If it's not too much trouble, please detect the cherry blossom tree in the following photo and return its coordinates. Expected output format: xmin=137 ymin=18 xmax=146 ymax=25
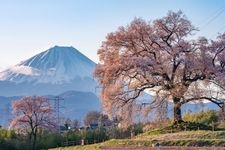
xmin=10 ymin=96 xmax=56 ymax=150
xmin=94 ymin=11 xmax=225 ymax=126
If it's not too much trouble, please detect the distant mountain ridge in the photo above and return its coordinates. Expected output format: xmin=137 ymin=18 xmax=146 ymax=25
xmin=0 ymin=90 xmax=101 ymax=127
xmin=0 ymin=46 xmax=97 ymax=96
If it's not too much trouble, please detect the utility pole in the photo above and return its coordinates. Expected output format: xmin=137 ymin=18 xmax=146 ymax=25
xmin=48 ymin=96 xmax=64 ymax=132
xmin=55 ymin=96 xmax=64 ymax=132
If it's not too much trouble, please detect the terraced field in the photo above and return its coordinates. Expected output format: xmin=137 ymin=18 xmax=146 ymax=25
xmin=50 ymin=130 xmax=225 ymax=150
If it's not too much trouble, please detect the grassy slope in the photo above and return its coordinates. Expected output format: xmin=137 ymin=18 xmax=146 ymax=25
xmin=50 ymin=130 xmax=225 ymax=150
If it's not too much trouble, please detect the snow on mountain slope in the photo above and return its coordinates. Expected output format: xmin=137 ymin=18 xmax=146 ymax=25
xmin=0 ymin=46 xmax=96 ymax=84
xmin=0 ymin=46 xmax=98 ymax=96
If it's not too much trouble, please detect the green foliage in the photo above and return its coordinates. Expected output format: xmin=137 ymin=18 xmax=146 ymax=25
xmin=0 ymin=129 xmax=65 ymax=150
xmin=143 ymin=122 xmax=212 ymax=137
xmin=36 ymin=132 xmax=63 ymax=149
xmin=0 ymin=128 xmax=16 ymax=139
xmin=80 ymin=128 xmax=108 ymax=144
xmin=143 ymin=120 xmax=172 ymax=132
xmin=106 ymin=127 xmax=130 ymax=139
xmin=0 ymin=123 xmax=143 ymax=149
xmin=183 ymin=110 xmax=219 ymax=125
xmin=169 ymin=121 xmax=212 ymax=131
xmin=0 ymin=128 xmax=30 ymax=150
xmin=106 ymin=123 xmax=143 ymax=139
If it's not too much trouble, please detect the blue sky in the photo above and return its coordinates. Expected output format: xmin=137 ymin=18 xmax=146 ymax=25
xmin=0 ymin=0 xmax=225 ymax=70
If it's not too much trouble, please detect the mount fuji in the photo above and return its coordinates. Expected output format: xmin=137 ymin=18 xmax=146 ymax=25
xmin=0 ymin=46 xmax=98 ymax=96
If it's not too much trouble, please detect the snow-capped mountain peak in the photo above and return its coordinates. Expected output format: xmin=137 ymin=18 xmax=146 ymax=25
xmin=0 ymin=46 xmax=96 ymax=84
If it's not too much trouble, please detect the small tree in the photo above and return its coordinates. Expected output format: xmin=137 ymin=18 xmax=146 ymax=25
xmin=10 ymin=96 xmax=56 ymax=150
xmin=94 ymin=11 xmax=225 ymax=126
xmin=84 ymin=111 xmax=111 ymax=127
xmin=84 ymin=111 xmax=101 ymax=127
xmin=64 ymin=118 xmax=80 ymax=130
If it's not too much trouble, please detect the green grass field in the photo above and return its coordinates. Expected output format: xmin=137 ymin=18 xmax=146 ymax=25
xmin=50 ymin=130 xmax=225 ymax=150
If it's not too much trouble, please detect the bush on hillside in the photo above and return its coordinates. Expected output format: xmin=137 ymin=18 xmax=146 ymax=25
xmin=183 ymin=110 xmax=219 ymax=128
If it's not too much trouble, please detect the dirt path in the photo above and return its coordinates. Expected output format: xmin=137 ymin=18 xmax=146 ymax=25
xmin=101 ymin=146 xmax=224 ymax=150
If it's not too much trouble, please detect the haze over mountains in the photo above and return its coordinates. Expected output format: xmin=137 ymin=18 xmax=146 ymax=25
xmin=0 ymin=46 xmax=101 ymax=126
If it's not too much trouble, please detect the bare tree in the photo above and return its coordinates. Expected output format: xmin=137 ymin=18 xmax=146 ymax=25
xmin=10 ymin=96 xmax=56 ymax=150
xmin=94 ymin=11 xmax=225 ymax=126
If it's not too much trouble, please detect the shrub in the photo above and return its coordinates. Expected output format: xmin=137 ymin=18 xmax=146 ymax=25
xmin=183 ymin=110 xmax=219 ymax=126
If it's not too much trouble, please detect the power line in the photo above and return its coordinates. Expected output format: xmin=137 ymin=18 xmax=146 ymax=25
xmin=201 ymin=9 xmax=225 ymax=30
xmin=197 ymin=5 xmax=225 ymax=30
xmin=209 ymin=26 xmax=225 ymax=39
xmin=192 ymin=5 xmax=225 ymax=39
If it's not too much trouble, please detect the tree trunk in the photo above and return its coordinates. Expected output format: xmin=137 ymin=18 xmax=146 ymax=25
xmin=173 ymin=97 xmax=183 ymax=124
xmin=32 ymin=129 xmax=37 ymax=150
xmin=28 ymin=133 xmax=32 ymax=150
xmin=32 ymin=134 xmax=36 ymax=150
